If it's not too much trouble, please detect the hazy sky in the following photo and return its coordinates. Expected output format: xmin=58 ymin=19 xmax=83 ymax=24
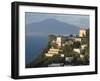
xmin=25 ymin=12 xmax=89 ymax=28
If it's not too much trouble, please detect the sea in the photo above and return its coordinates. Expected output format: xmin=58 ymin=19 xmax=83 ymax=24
xmin=25 ymin=36 xmax=48 ymax=64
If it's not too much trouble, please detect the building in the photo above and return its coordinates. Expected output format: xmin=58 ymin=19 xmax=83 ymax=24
xmin=65 ymin=57 xmax=73 ymax=62
xmin=74 ymin=37 xmax=81 ymax=42
xmin=81 ymin=44 xmax=87 ymax=49
xmin=45 ymin=36 xmax=63 ymax=57
xmin=56 ymin=37 xmax=62 ymax=47
xmin=45 ymin=47 xmax=62 ymax=57
xmin=73 ymin=48 xmax=81 ymax=53
xmin=79 ymin=28 xmax=87 ymax=37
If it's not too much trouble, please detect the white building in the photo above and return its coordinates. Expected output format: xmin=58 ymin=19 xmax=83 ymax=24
xmin=73 ymin=48 xmax=81 ymax=53
xmin=74 ymin=38 xmax=81 ymax=42
xmin=45 ymin=53 xmax=53 ymax=57
xmin=56 ymin=37 xmax=62 ymax=47
xmin=45 ymin=47 xmax=61 ymax=57
xmin=65 ymin=57 xmax=73 ymax=62
xmin=80 ymin=54 xmax=84 ymax=59
xmin=81 ymin=44 xmax=87 ymax=49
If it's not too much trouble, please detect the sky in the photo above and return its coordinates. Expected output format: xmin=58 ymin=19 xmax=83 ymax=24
xmin=25 ymin=12 xmax=90 ymax=28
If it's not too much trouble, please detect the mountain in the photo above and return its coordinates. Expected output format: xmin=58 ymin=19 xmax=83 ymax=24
xmin=26 ymin=19 xmax=80 ymax=36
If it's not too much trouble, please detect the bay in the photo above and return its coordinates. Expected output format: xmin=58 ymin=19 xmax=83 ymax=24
xmin=25 ymin=36 xmax=48 ymax=64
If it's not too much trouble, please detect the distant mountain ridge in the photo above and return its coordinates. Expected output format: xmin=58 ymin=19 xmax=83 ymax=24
xmin=26 ymin=19 xmax=80 ymax=36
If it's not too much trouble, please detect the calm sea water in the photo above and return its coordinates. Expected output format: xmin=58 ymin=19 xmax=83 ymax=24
xmin=25 ymin=36 xmax=48 ymax=64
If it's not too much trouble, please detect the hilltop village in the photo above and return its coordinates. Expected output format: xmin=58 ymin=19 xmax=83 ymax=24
xmin=26 ymin=28 xmax=89 ymax=68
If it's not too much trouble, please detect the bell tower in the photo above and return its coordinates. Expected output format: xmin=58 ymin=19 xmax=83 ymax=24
xmin=79 ymin=28 xmax=86 ymax=37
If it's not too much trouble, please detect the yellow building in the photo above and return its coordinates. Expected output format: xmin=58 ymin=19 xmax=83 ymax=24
xmin=79 ymin=28 xmax=86 ymax=37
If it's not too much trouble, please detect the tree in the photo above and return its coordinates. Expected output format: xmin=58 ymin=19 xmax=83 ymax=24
xmin=62 ymin=45 xmax=73 ymax=57
xmin=69 ymin=34 xmax=73 ymax=37
xmin=72 ymin=41 xmax=81 ymax=48
xmin=48 ymin=35 xmax=56 ymax=42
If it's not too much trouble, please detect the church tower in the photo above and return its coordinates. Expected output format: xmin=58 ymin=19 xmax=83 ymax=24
xmin=79 ymin=28 xmax=86 ymax=37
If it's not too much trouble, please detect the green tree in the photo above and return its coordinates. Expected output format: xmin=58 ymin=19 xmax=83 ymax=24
xmin=62 ymin=45 xmax=73 ymax=57
xmin=48 ymin=35 xmax=56 ymax=42
xmin=72 ymin=41 xmax=81 ymax=48
xmin=70 ymin=34 xmax=73 ymax=37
